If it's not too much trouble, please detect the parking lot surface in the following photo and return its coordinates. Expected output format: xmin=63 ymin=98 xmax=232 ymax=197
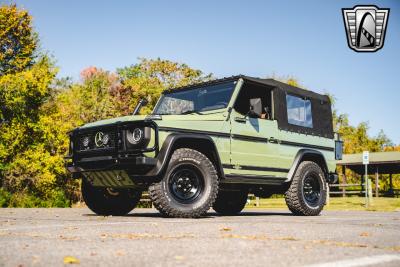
xmin=0 ymin=208 xmax=399 ymax=267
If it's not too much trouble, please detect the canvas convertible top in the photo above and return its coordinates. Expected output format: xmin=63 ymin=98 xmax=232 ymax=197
xmin=164 ymin=75 xmax=334 ymax=139
xmin=242 ymin=76 xmax=330 ymax=102
xmin=165 ymin=75 xmax=330 ymax=102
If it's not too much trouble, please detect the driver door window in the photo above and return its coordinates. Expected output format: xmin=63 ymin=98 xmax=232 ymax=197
xmin=233 ymin=85 xmax=272 ymax=120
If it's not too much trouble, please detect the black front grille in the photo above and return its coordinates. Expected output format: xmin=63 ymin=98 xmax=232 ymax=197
xmin=71 ymin=121 xmax=159 ymax=159
xmin=77 ymin=130 xmax=116 ymax=151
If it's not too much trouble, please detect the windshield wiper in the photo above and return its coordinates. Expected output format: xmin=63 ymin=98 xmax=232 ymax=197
xmin=180 ymin=110 xmax=203 ymax=115
xmin=152 ymin=110 xmax=204 ymax=115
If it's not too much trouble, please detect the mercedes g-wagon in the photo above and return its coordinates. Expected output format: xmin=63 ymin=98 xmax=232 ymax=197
xmin=66 ymin=75 xmax=342 ymax=218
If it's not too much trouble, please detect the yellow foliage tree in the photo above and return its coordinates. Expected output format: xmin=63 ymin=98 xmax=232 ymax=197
xmin=0 ymin=4 xmax=38 ymax=75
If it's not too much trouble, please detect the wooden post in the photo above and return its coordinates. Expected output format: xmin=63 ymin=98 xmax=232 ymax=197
xmin=361 ymin=173 xmax=364 ymax=196
xmin=390 ymin=173 xmax=393 ymax=190
xmin=342 ymin=165 xmax=347 ymax=197
xmin=389 ymin=173 xmax=394 ymax=196
xmin=375 ymin=167 xmax=379 ymax=197
xmin=368 ymin=178 xmax=373 ymax=204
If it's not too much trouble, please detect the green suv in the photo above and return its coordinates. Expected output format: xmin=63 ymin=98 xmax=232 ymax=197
xmin=66 ymin=75 xmax=342 ymax=218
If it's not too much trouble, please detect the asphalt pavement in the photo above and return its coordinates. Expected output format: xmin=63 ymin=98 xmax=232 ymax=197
xmin=0 ymin=208 xmax=399 ymax=267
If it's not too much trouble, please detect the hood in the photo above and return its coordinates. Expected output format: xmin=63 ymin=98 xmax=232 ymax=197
xmin=79 ymin=109 xmax=228 ymax=129
xmin=80 ymin=115 xmax=147 ymax=129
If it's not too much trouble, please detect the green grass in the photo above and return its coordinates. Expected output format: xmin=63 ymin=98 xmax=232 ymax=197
xmin=245 ymin=196 xmax=400 ymax=212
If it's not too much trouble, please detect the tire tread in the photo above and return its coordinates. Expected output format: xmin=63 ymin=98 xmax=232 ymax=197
xmin=149 ymin=148 xmax=219 ymax=218
xmin=285 ymin=161 xmax=326 ymax=216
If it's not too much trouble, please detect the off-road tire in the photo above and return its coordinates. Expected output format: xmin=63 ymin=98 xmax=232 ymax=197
xmin=285 ymin=161 xmax=327 ymax=216
xmin=213 ymin=190 xmax=248 ymax=215
xmin=149 ymin=148 xmax=219 ymax=218
xmin=81 ymin=179 xmax=142 ymax=216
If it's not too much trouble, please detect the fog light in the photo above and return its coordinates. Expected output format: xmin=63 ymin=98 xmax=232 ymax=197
xmin=103 ymin=133 xmax=110 ymax=145
xmin=82 ymin=136 xmax=90 ymax=147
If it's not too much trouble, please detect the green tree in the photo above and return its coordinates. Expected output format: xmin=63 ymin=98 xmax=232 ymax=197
xmin=0 ymin=57 xmax=59 ymax=200
xmin=0 ymin=4 xmax=69 ymax=207
xmin=0 ymin=4 xmax=38 ymax=75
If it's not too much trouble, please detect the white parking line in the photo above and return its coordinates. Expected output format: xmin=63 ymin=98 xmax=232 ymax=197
xmin=302 ymin=254 xmax=400 ymax=267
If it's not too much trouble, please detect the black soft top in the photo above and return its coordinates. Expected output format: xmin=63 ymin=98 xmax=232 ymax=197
xmin=164 ymin=75 xmax=330 ymax=103
xmin=242 ymin=76 xmax=330 ymax=103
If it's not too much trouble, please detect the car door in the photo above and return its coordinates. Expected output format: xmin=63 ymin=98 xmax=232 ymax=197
xmin=228 ymin=109 xmax=288 ymax=178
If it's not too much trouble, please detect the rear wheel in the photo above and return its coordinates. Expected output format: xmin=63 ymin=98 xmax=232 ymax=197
xmin=149 ymin=148 xmax=219 ymax=218
xmin=213 ymin=190 xmax=248 ymax=215
xmin=81 ymin=179 xmax=142 ymax=216
xmin=285 ymin=161 xmax=327 ymax=216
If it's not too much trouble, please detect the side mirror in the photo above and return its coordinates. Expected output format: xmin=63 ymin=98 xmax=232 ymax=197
xmin=248 ymin=98 xmax=262 ymax=118
xmin=132 ymin=98 xmax=148 ymax=115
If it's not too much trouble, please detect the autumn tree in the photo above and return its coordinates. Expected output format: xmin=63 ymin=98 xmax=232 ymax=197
xmin=0 ymin=4 xmax=68 ymax=207
xmin=0 ymin=4 xmax=38 ymax=75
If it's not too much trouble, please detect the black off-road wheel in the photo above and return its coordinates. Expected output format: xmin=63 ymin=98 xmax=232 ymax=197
xmin=149 ymin=148 xmax=219 ymax=218
xmin=285 ymin=161 xmax=327 ymax=216
xmin=81 ymin=179 xmax=142 ymax=216
xmin=213 ymin=190 xmax=248 ymax=215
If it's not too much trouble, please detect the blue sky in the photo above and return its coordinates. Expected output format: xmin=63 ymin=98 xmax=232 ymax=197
xmin=7 ymin=0 xmax=400 ymax=144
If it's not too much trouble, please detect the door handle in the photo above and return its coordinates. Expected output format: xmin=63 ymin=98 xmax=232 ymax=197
xmin=269 ymin=137 xmax=279 ymax=143
xmin=234 ymin=117 xmax=247 ymax=123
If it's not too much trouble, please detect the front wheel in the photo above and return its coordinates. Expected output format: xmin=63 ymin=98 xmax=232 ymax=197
xmin=81 ymin=179 xmax=142 ymax=216
xmin=149 ymin=148 xmax=219 ymax=218
xmin=285 ymin=161 xmax=327 ymax=216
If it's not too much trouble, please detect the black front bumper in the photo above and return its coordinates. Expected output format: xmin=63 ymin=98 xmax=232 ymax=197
xmin=66 ymin=155 xmax=159 ymax=187
xmin=66 ymin=155 xmax=160 ymax=187
xmin=66 ymin=155 xmax=157 ymax=174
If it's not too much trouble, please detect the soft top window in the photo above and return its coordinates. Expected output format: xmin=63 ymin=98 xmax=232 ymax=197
xmin=286 ymin=94 xmax=313 ymax=128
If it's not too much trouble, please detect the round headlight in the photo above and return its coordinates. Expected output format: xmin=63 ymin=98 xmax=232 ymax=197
xmin=82 ymin=136 xmax=90 ymax=147
xmin=127 ymin=128 xmax=143 ymax=144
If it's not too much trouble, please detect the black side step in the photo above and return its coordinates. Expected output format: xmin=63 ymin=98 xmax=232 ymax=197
xmin=223 ymin=174 xmax=287 ymax=185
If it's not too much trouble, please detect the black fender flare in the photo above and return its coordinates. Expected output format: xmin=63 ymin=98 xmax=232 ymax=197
xmin=286 ymin=149 xmax=329 ymax=182
xmin=147 ymin=132 xmax=225 ymax=179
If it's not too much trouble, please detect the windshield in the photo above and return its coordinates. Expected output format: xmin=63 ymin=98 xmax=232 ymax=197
xmin=153 ymin=81 xmax=237 ymax=115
